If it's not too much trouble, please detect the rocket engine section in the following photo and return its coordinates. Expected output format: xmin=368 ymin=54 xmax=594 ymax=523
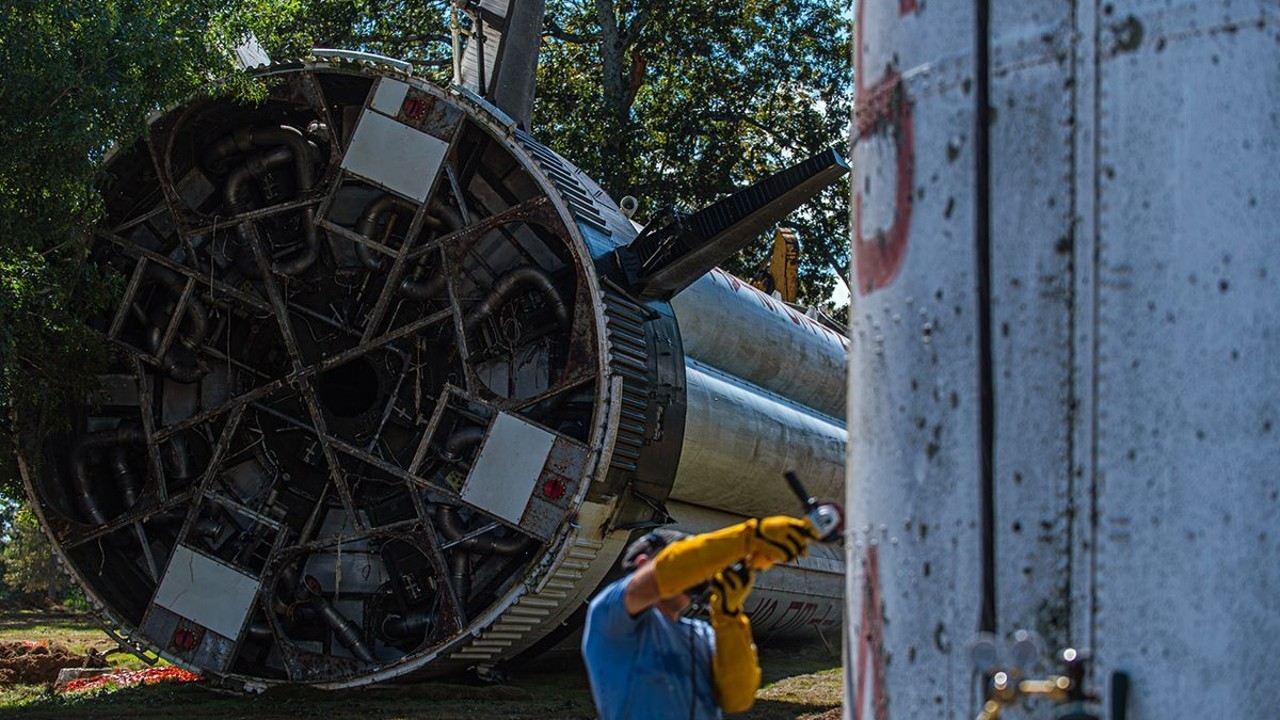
xmin=17 ymin=56 xmax=848 ymax=689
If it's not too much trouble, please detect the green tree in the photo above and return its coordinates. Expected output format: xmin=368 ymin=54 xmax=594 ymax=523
xmin=0 ymin=503 xmax=70 ymax=603
xmin=0 ymin=0 xmax=286 ymax=498
xmin=0 ymin=0 xmax=848 ymax=600
xmin=537 ymin=0 xmax=851 ymax=303
xmin=0 ymin=0 xmax=849 ymax=469
xmin=263 ymin=0 xmax=454 ymax=70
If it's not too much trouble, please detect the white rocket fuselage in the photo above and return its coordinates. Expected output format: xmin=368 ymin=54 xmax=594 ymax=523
xmin=848 ymin=0 xmax=1279 ymax=717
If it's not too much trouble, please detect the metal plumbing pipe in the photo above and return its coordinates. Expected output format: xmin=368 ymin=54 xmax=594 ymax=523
xmin=521 ymin=387 xmax=593 ymax=423
xmin=246 ymin=623 xmax=274 ymax=643
xmin=222 ymin=130 xmax=322 ymax=278
xmin=398 ymin=201 xmax=460 ymax=301
xmin=161 ymin=434 xmax=195 ymax=482
xmin=143 ymin=266 xmax=210 ymax=384
xmin=276 ymin=566 xmax=377 ymax=664
xmin=354 ymin=194 xmax=420 ymax=271
xmin=311 ymin=592 xmax=377 ymax=664
xmin=146 ymin=266 xmax=210 ymax=343
xmin=464 ymin=265 xmax=570 ymax=332
xmin=205 ymin=126 xmax=319 ymax=193
xmin=381 ymin=609 xmax=433 ymax=640
xmin=440 ymin=426 xmax=484 ymax=462
xmin=145 ymin=326 xmax=206 ymax=384
xmin=437 ymin=508 xmax=537 ymax=601
xmin=272 ymin=563 xmax=303 ymax=615
xmin=107 ymin=447 xmax=140 ymax=508
xmin=226 ymin=147 xmax=295 ymax=279
xmin=353 ymin=195 xmax=462 ymax=300
xmin=449 ymin=550 xmax=472 ymax=601
xmin=70 ymin=425 xmax=146 ymax=525
xmin=154 ymin=508 xmax=223 ymax=538
xmin=433 ymin=504 xmax=529 ymax=555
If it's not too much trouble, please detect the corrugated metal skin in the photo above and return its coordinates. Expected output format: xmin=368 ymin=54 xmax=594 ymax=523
xmin=848 ymin=1 xmax=1280 ymax=718
xmin=600 ymin=287 xmax=653 ymax=473
xmin=672 ymin=268 xmax=850 ymax=419
xmin=673 ymin=360 xmax=846 ymax=519
xmin=516 ymin=131 xmax=614 ymax=237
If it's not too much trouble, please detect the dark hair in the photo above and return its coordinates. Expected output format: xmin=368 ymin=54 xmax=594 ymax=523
xmin=621 ymin=528 xmax=689 ymax=571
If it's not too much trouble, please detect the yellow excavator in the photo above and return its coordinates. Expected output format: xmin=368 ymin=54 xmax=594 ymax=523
xmin=751 ymin=226 xmax=801 ymax=302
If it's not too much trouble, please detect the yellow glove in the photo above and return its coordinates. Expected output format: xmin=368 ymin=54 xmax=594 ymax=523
xmin=651 ymin=516 xmax=816 ymax=598
xmin=748 ymin=516 xmax=817 ymax=571
xmin=710 ymin=564 xmax=755 ymax=615
xmin=710 ymin=597 xmax=761 ymax=712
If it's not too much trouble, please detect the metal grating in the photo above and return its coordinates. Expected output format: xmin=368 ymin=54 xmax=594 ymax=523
xmin=516 ymin=131 xmax=611 ymax=236
xmin=599 ymin=286 xmax=652 ymax=472
xmin=441 ymin=532 xmax=606 ymax=665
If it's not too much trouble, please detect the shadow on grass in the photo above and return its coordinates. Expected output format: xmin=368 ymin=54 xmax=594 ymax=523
xmin=743 ymin=697 xmax=841 ymax=720
xmin=758 ymin=638 xmax=842 ymax=683
xmin=2 ymin=671 xmax=599 ymax=720
xmin=0 ymin=611 xmax=93 ymax=632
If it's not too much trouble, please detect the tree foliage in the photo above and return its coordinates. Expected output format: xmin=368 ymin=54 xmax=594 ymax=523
xmin=0 ymin=0 xmax=848 ymax=510
xmin=536 ymin=0 xmax=851 ymax=303
xmin=0 ymin=0 xmax=285 ymax=497
xmin=263 ymin=0 xmax=454 ymax=69
xmin=0 ymin=503 xmax=72 ymax=602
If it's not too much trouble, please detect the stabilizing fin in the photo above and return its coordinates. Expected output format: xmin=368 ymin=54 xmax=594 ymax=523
xmin=618 ymin=146 xmax=849 ymax=301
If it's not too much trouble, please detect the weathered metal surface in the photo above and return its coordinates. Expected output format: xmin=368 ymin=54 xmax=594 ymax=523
xmin=341 ymin=108 xmax=451 ymax=202
xmin=460 ymin=412 xmax=555 ymax=525
xmin=848 ymin=0 xmax=1280 ymax=718
xmin=986 ymin=0 xmax=1077 ymax=665
xmin=1090 ymin=2 xmax=1280 ymax=714
xmin=672 ymin=267 xmax=849 ymax=419
xmin=151 ymin=545 xmax=262 ymax=640
xmin=848 ymin=1 xmax=983 ymax=718
xmin=19 ymin=61 xmax=633 ymax=689
xmin=674 ymin=359 xmax=846 ymax=519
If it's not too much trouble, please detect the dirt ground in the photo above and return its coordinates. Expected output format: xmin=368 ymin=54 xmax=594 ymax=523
xmin=0 ymin=610 xmax=843 ymax=719
xmin=0 ymin=640 xmax=106 ymax=685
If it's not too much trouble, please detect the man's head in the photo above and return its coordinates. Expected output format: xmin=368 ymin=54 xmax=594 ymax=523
xmin=622 ymin=528 xmax=710 ymax=618
xmin=622 ymin=528 xmax=689 ymax=572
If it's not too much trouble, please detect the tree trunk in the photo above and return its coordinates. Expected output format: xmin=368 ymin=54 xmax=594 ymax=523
xmin=594 ymin=0 xmax=630 ymax=197
xmin=47 ymin=545 xmax=57 ymax=605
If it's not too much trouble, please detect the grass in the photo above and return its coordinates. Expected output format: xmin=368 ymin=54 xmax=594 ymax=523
xmin=0 ymin=609 xmax=162 ymax=716
xmin=755 ymin=665 xmax=843 ymax=720
xmin=0 ymin=611 xmax=843 ymax=719
xmin=0 ymin=609 xmax=108 ymax=643
xmin=0 ymin=609 xmax=153 ymax=671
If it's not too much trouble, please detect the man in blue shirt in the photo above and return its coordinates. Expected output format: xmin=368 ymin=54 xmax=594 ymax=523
xmin=582 ymin=517 xmax=816 ymax=719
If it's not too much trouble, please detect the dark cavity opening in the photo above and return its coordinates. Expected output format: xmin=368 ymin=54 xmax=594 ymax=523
xmin=317 ymin=357 xmax=380 ymax=418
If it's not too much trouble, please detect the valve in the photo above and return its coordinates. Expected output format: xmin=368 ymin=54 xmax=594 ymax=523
xmin=970 ymin=630 xmax=1100 ymax=720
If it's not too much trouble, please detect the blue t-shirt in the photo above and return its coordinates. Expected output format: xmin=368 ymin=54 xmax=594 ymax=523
xmin=582 ymin=575 xmax=719 ymax=720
